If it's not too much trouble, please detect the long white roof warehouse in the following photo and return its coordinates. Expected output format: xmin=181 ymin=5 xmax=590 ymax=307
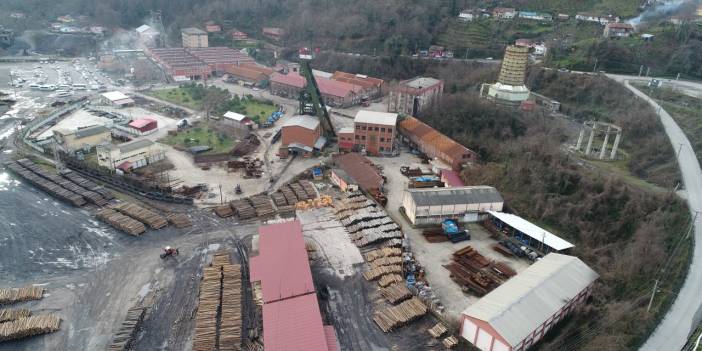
xmin=402 ymin=186 xmax=504 ymax=225
xmin=487 ymin=211 xmax=574 ymax=253
xmin=460 ymin=254 xmax=599 ymax=351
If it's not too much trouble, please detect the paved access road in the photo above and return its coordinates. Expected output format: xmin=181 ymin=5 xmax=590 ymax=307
xmin=609 ymin=75 xmax=702 ymax=351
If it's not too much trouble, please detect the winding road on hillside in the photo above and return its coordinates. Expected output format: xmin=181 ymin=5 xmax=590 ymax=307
xmin=609 ymin=74 xmax=702 ymax=351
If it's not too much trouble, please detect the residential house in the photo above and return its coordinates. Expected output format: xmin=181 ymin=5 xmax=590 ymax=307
xmin=225 ymin=64 xmax=274 ymax=87
xmin=518 ymin=11 xmax=553 ymax=21
xmin=204 ymin=22 xmax=221 ymax=33
xmin=492 ymin=8 xmax=517 ymax=19
xmin=330 ymin=71 xmax=385 ymax=99
xmin=181 ymin=27 xmax=208 ymax=48
xmin=459 ymin=10 xmax=476 ymax=21
xmin=576 ymin=13 xmax=620 ymax=25
xmin=604 ymin=22 xmax=635 ymax=38
xmin=262 ymin=27 xmax=284 ymax=41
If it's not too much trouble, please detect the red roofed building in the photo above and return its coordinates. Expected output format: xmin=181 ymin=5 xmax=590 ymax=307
xmin=441 ymin=169 xmax=465 ymax=187
xmin=270 ymin=72 xmax=307 ymax=98
xmin=604 ymin=22 xmax=635 ymax=38
xmin=270 ymin=72 xmax=363 ymax=107
xmin=332 ymin=152 xmax=384 ymax=192
xmin=262 ymin=27 xmax=285 ymax=41
xmin=330 ymin=71 xmax=385 ymax=98
xmin=399 ymin=116 xmax=478 ymax=170
xmin=128 ymin=118 xmax=158 ymax=135
xmin=250 ymin=221 xmax=339 ymax=351
xmin=231 ymin=30 xmax=248 ymax=40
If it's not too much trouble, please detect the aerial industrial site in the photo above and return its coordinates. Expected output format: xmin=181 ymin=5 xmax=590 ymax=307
xmin=1 ymin=1 xmax=702 ymax=351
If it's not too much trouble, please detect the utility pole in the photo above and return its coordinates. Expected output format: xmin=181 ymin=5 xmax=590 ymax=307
xmin=219 ymin=184 xmax=223 ymax=204
xmin=676 ymin=142 xmax=683 ymax=159
xmin=592 ymin=58 xmax=598 ymax=72
xmin=639 ymin=65 xmax=644 ymax=76
xmin=646 ymin=66 xmax=650 ymax=77
xmin=676 ymin=73 xmax=680 ymax=81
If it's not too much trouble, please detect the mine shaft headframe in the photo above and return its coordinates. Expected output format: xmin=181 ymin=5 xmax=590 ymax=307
xmin=298 ymin=47 xmax=336 ymax=139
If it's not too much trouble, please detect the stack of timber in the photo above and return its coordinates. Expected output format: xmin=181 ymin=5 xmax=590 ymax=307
xmin=443 ymin=246 xmax=504 ymax=296
xmin=365 ymin=247 xmax=402 ymax=262
xmin=212 ymin=251 xmax=230 ymax=267
xmin=166 ymin=213 xmax=192 ymax=228
xmin=492 ymin=262 xmax=517 ymax=278
xmin=299 ymin=180 xmax=318 ymax=198
xmin=378 ymin=274 xmax=403 ymax=288
xmin=0 ymin=309 xmax=31 ymax=323
xmin=107 ymin=307 xmax=146 ymax=351
xmin=0 ymin=314 xmax=61 ymax=342
xmin=249 ymin=195 xmax=275 ymax=219
xmin=380 ymin=283 xmax=412 ymax=304
xmin=277 ymin=205 xmax=295 ymax=217
xmin=428 ymin=323 xmax=448 ymax=338
xmin=56 ymin=178 xmax=107 ymax=206
xmin=423 ymin=229 xmax=450 ymax=243
xmin=5 ymin=162 xmax=86 ymax=206
xmin=243 ymin=340 xmax=265 ymax=351
xmin=193 ymin=266 xmax=221 ymax=351
xmin=348 ymin=218 xmax=396 ymax=233
xmin=280 ymin=186 xmax=298 ymax=205
xmin=219 ymin=264 xmax=242 ymax=351
xmin=369 ymin=256 xmax=403 ymax=269
xmin=381 ymin=238 xmax=403 ymax=247
xmin=112 ymin=202 xmax=168 ymax=229
xmin=214 ymin=204 xmax=234 ymax=218
xmin=270 ymin=192 xmax=287 ymax=207
xmin=289 ymin=183 xmax=308 ymax=201
xmin=373 ymin=297 xmax=427 ymax=333
xmin=0 ymin=286 xmax=45 ymax=304
xmin=96 ymin=208 xmax=146 ymax=235
xmin=443 ymin=336 xmax=459 ymax=349
xmin=363 ymin=265 xmax=403 ymax=281
xmin=231 ymin=199 xmax=256 ymax=220
xmin=354 ymin=228 xmax=403 ymax=247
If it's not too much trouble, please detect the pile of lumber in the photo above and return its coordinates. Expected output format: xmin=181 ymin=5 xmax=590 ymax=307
xmin=428 ymin=323 xmax=448 ymax=338
xmin=214 ymin=204 xmax=234 ymax=218
xmin=492 ymin=262 xmax=517 ymax=278
xmin=422 ymin=230 xmax=449 ymax=243
xmin=5 ymin=162 xmax=86 ymax=206
xmin=348 ymin=218 xmax=395 ymax=233
xmin=443 ymin=336 xmax=459 ymax=348
xmin=193 ymin=266 xmax=221 ymax=351
xmin=354 ymin=229 xmax=403 ymax=247
xmin=289 ymin=183 xmax=309 ymax=201
xmin=363 ymin=265 xmax=402 ymax=281
xmin=231 ymin=199 xmax=256 ymax=220
xmin=0 ymin=314 xmax=61 ymax=342
xmin=107 ymin=307 xmax=146 ymax=351
xmin=0 ymin=309 xmax=31 ymax=323
xmin=0 ymin=286 xmax=45 ymax=304
xmin=382 ymin=238 xmax=403 ymax=247
xmin=378 ymin=274 xmax=403 ymax=288
xmin=493 ymin=243 xmax=515 ymax=257
xmin=365 ymin=247 xmax=402 ymax=262
xmin=380 ymin=283 xmax=412 ymax=304
xmin=444 ymin=245 xmax=507 ymax=296
xmin=277 ymin=205 xmax=295 ymax=217
xmin=219 ymin=264 xmax=242 ymax=351
xmin=270 ymin=192 xmax=287 ymax=207
xmin=250 ymin=195 xmax=275 ymax=219
xmin=369 ymin=256 xmax=403 ymax=269
xmin=112 ymin=202 xmax=168 ymax=229
xmin=166 ymin=213 xmax=192 ymax=228
xmin=96 ymin=208 xmax=146 ymax=235
xmin=280 ymin=187 xmax=298 ymax=205
xmin=299 ymin=180 xmax=318 ymax=198
xmin=373 ymin=298 xmax=427 ymax=333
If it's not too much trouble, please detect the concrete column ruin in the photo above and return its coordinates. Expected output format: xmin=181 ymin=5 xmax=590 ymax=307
xmin=610 ymin=132 xmax=621 ymax=160
xmin=576 ymin=130 xmax=585 ymax=150
xmin=599 ymin=125 xmax=611 ymax=159
xmin=585 ymin=122 xmax=597 ymax=156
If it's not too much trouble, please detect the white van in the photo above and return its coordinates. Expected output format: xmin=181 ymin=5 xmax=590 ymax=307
xmin=72 ymin=84 xmax=87 ymax=90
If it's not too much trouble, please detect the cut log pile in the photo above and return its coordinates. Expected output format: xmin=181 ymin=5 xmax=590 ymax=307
xmin=369 ymin=256 xmax=403 ymax=269
xmin=365 ymin=247 xmax=402 ymax=262
xmin=231 ymin=199 xmax=256 ymax=220
xmin=166 ymin=213 xmax=192 ymax=228
xmin=0 ymin=309 xmax=31 ymax=323
xmin=270 ymin=192 xmax=287 ymax=207
xmin=112 ymin=202 xmax=168 ymax=229
xmin=428 ymin=323 xmax=448 ymax=338
xmin=5 ymin=161 xmax=86 ymax=206
xmin=96 ymin=208 xmax=146 ymax=236
xmin=373 ymin=297 xmax=427 ymax=333
xmin=250 ymin=195 xmax=275 ymax=219
xmin=443 ymin=336 xmax=459 ymax=348
xmin=299 ymin=180 xmax=318 ymax=198
xmin=380 ymin=283 xmax=412 ymax=304
xmin=219 ymin=264 xmax=242 ymax=351
xmin=193 ymin=266 xmax=221 ymax=351
xmin=0 ymin=286 xmax=45 ymax=304
xmin=381 ymin=238 xmax=403 ymax=247
xmin=289 ymin=183 xmax=308 ymax=201
xmin=214 ymin=204 xmax=234 ymax=218
xmin=363 ymin=265 xmax=402 ymax=281
xmin=0 ymin=314 xmax=61 ymax=342
xmin=107 ymin=307 xmax=146 ymax=351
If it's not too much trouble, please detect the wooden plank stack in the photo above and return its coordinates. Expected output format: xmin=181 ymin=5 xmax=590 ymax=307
xmin=363 ymin=265 xmax=402 ymax=281
xmin=0 ymin=309 xmax=31 ymax=323
xmin=231 ymin=199 xmax=256 ymax=220
xmin=166 ymin=213 xmax=192 ymax=228
xmin=369 ymin=256 xmax=403 ymax=269
xmin=378 ymin=274 xmax=403 ymax=288
xmin=299 ymin=180 xmax=318 ymax=198
xmin=112 ymin=202 xmax=168 ymax=229
xmin=270 ymin=192 xmax=287 ymax=207
xmin=289 ymin=183 xmax=309 ymax=201
xmin=107 ymin=307 xmax=146 ymax=351
xmin=193 ymin=266 xmax=221 ymax=351
xmin=428 ymin=323 xmax=448 ymax=338
xmin=443 ymin=336 xmax=459 ymax=348
xmin=249 ymin=195 xmax=275 ymax=219
xmin=214 ymin=204 xmax=235 ymax=218
xmin=365 ymin=247 xmax=402 ymax=262
xmin=219 ymin=264 xmax=242 ymax=351
xmin=380 ymin=283 xmax=412 ymax=304
xmin=372 ymin=297 xmax=427 ymax=333
xmin=96 ymin=208 xmax=146 ymax=235
xmin=0 ymin=286 xmax=45 ymax=304
xmin=280 ymin=186 xmax=298 ymax=205
xmin=0 ymin=314 xmax=61 ymax=342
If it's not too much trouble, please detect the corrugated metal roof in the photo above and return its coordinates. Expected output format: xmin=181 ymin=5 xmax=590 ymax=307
xmin=249 ymin=220 xmax=316 ymax=303
xmin=324 ymin=325 xmax=340 ymax=351
xmin=128 ymin=118 xmax=157 ymax=129
xmin=354 ymin=110 xmax=398 ymax=126
xmin=74 ymin=125 xmax=108 ymax=138
xmin=462 ymin=254 xmax=598 ymax=347
xmin=408 ymin=186 xmax=503 ymax=207
xmin=223 ymin=111 xmax=248 ymax=122
xmin=440 ymin=169 xmax=464 ymax=187
xmin=283 ymin=115 xmax=320 ymax=131
xmin=333 ymin=153 xmax=384 ymax=192
xmin=262 ymin=294 xmax=333 ymax=351
xmin=403 ymin=77 xmax=441 ymax=89
xmin=182 ymin=27 xmax=206 ymax=35
xmin=115 ymin=139 xmax=154 ymax=153
xmin=316 ymin=77 xmax=362 ymax=98
xmin=102 ymin=91 xmax=129 ymax=102
xmin=487 ymin=211 xmax=574 ymax=251
xmin=271 ymin=72 xmax=307 ymax=89
xmin=399 ymin=117 xmax=478 ymax=162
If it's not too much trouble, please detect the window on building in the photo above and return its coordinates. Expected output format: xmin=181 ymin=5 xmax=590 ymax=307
xmin=374 ymin=127 xmax=379 ymax=131
xmin=380 ymin=147 xmax=384 ymax=152
xmin=380 ymin=137 xmax=385 ymax=142
xmin=387 ymin=128 xmax=393 ymax=133
xmin=361 ymin=135 xmax=366 ymax=140
xmin=381 ymin=128 xmax=386 ymax=132
xmin=355 ymin=135 xmax=359 ymax=140
xmin=362 ymin=126 xmax=366 ymax=130
xmin=356 ymin=125 xmax=360 ymax=130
